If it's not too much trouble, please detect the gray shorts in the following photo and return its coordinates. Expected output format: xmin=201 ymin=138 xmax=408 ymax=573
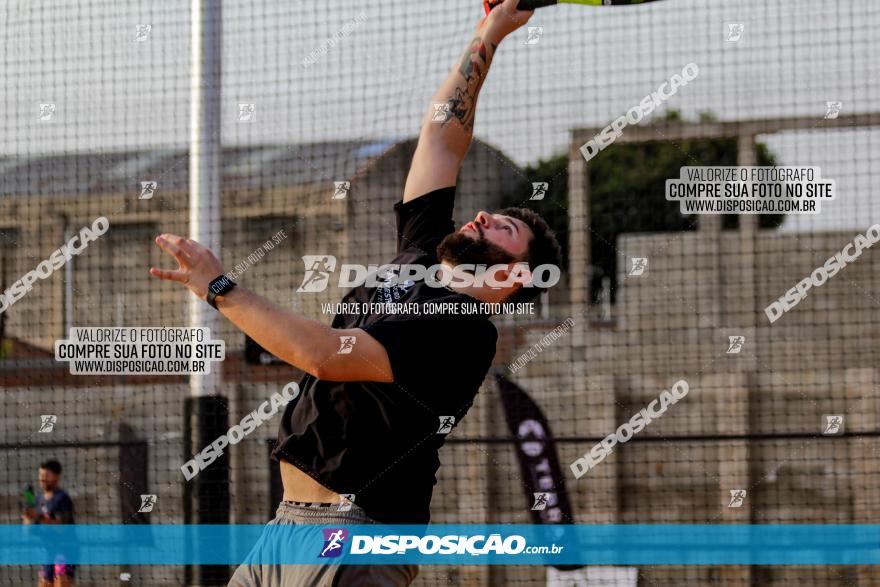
xmin=227 ymin=501 xmax=419 ymax=587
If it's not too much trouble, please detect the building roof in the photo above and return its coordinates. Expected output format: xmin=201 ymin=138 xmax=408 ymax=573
xmin=0 ymin=139 xmax=405 ymax=197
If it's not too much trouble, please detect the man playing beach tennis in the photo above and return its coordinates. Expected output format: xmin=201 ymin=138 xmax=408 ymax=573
xmin=150 ymin=1 xmax=561 ymax=584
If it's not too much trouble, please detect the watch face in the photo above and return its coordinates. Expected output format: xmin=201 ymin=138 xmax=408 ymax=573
xmin=210 ymin=276 xmax=235 ymax=295
xmin=208 ymin=276 xmax=236 ymax=308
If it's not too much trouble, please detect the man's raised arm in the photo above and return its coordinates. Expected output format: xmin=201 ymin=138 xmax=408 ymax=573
xmin=150 ymin=234 xmax=395 ymax=383
xmin=402 ymin=0 xmax=533 ymax=203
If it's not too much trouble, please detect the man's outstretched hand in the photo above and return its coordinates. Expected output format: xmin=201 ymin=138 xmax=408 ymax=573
xmin=150 ymin=234 xmax=225 ymax=301
xmin=481 ymin=0 xmax=534 ymax=41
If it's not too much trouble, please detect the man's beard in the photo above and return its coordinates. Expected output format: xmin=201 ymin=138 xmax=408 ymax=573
xmin=436 ymin=228 xmax=519 ymax=268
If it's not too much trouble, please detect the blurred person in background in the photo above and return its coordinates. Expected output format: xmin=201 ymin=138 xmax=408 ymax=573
xmin=22 ymin=460 xmax=76 ymax=587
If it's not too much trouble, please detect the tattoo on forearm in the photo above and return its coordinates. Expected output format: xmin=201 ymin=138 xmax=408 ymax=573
xmin=443 ymin=36 xmax=497 ymax=131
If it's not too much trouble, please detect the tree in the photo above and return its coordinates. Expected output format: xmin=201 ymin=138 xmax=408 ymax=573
xmin=502 ymin=111 xmax=782 ymax=303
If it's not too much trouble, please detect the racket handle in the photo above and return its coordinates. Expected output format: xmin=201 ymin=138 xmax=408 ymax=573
xmin=485 ymin=0 xmax=558 ymax=12
xmin=518 ymin=0 xmax=558 ymax=8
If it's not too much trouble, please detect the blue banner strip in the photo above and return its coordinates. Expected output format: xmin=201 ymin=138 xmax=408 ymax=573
xmin=1 ymin=524 xmax=878 ymax=565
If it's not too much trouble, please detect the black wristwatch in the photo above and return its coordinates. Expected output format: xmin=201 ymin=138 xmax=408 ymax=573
xmin=207 ymin=275 xmax=236 ymax=309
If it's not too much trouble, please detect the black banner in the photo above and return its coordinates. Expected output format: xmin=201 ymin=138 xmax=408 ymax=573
xmin=495 ymin=370 xmax=584 ymax=571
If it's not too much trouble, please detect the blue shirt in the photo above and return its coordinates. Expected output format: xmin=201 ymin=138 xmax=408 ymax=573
xmin=35 ymin=489 xmax=75 ymax=524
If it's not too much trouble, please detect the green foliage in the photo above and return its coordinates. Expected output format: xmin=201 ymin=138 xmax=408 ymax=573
xmin=504 ymin=154 xmax=572 ymax=269
xmin=503 ymin=111 xmax=783 ymax=303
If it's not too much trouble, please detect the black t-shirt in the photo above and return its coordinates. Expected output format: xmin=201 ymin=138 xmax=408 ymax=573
xmin=272 ymin=186 xmax=498 ymax=524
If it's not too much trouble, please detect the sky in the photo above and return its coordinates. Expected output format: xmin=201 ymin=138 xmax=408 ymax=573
xmin=2 ymin=0 xmax=878 ymax=232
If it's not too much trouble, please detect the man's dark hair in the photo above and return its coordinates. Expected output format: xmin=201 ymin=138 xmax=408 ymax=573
xmin=495 ymin=206 xmax=563 ymax=304
xmin=40 ymin=460 xmax=62 ymax=475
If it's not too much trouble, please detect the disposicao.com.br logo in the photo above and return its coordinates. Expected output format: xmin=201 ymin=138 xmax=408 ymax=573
xmin=319 ymin=528 xmax=348 ymax=558
xmin=323 ymin=532 xmax=563 ymax=557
